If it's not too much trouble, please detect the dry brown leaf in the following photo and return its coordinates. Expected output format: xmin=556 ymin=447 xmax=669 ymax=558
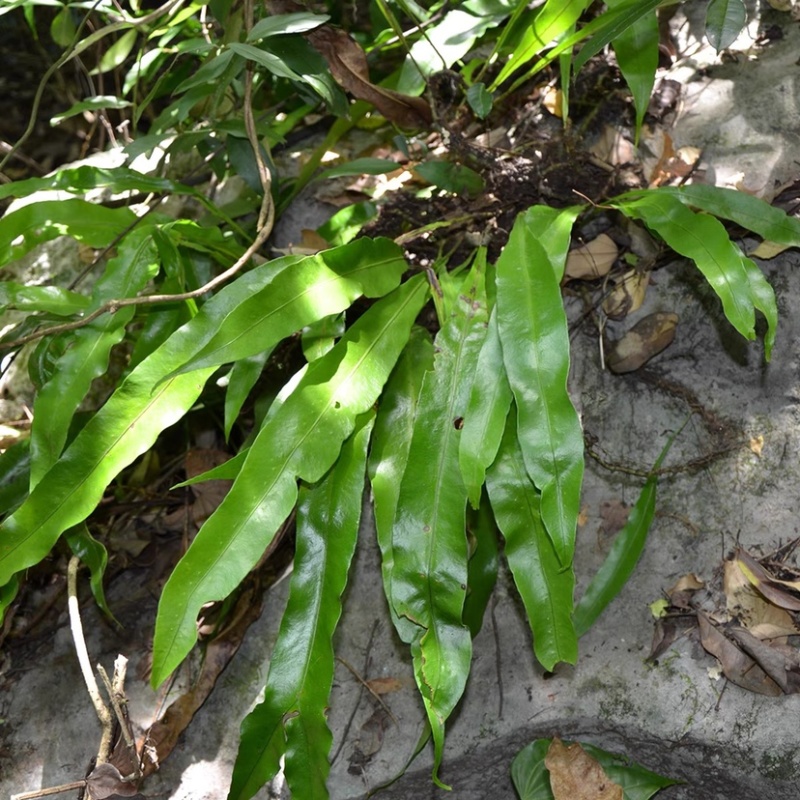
xmin=542 ymin=86 xmax=563 ymax=118
xmin=545 ymin=738 xmax=623 ymax=800
xmin=734 ymin=548 xmax=800 ymax=611
xmin=565 ymin=234 xmax=619 ymax=280
xmin=724 ymin=557 xmax=798 ymax=635
xmin=750 ymin=240 xmax=790 ymax=260
xmin=669 ymin=573 xmax=705 ymax=593
xmin=589 ymin=124 xmax=635 ymax=166
xmin=602 ymin=269 xmax=649 ymax=319
xmin=697 ymin=612 xmax=782 ymax=696
xmin=749 ymin=435 xmax=764 ymax=456
xmin=605 ymin=312 xmax=678 ymax=373
xmin=266 ymin=1 xmax=431 ymax=129
xmin=86 ymin=763 xmax=139 ymax=799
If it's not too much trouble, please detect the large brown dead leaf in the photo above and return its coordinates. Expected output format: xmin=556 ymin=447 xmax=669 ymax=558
xmin=545 ymin=738 xmax=623 ymax=800
xmin=564 ymin=234 xmax=618 ymax=281
xmin=265 ymin=0 xmax=431 ymax=129
xmin=734 ymin=547 xmax=800 ymax=611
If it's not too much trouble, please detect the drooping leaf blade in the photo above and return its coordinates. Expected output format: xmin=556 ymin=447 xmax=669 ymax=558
xmin=65 ymin=523 xmax=116 ymax=623
xmin=0 ymin=199 xmax=137 ymax=264
xmin=653 ymin=184 xmax=800 ymax=246
xmin=609 ymin=0 xmax=658 ymax=142
xmin=495 ymin=205 xmax=583 ymax=565
xmin=390 ymin=260 xmax=488 ymax=786
xmin=151 ymin=276 xmax=429 ymax=686
xmin=368 ymin=326 xmax=434 ymax=643
xmin=29 ymin=228 xmax=159 ymax=486
xmin=230 ymin=413 xmax=373 ymax=800
xmin=0 ymin=249 xmax=353 ymax=586
xmin=172 ymin=237 xmax=409 ymax=375
xmin=613 ymin=191 xmax=759 ymax=344
xmin=0 ymin=282 xmax=89 ymax=316
xmin=486 ymin=409 xmax=577 ymax=670
xmin=459 ymin=308 xmax=512 ymax=509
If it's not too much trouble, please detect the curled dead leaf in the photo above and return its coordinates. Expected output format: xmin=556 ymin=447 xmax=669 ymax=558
xmin=266 ymin=0 xmax=431 ymax=129
xmin=565 ymin=234 xmax=619 ymax=280
xmin=545 ymin=738 xmax=623 ymax=800
xmin=605 ymin=312 xmax=678 ymax=373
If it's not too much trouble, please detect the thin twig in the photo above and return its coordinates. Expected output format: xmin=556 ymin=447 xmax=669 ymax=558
xmin=10 ymin=781 xmax=87 ymax=800
xmin=336 ymin=655 xmax=399 ymax=726
xmin=68 ymin=556 xmax=114 ymax=764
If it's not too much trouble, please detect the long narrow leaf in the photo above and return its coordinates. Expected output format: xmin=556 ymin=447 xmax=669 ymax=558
xmin=230 ymin=413 xmax=374 ymax=800
xmin=0 ymin=250 xmax=353 ymax=586
xmin=609 ymin=0 xmax=658 ymax=141
xmin=368 ymin=326 xmax=434 ymax=643
xmin=495 ymin=205 xmax=583 ymax=565
xmin=486 ymin=409 xmax=577 ymax=670
xmin=0 ymin=199 xmax=137 ymax=264
xmin=172 ymin=237 xmax=408 ymax=375
xmin=390 ymin=260 xmax=488 ymax=786
xmin=573 ymin=427 xmax=680 ymax=637
xmin=459 ymin=308 xmax=512 ymax=509
xmin=463 ymin=496 xmax=499 ymax=638
xmin=492 ymin=0 xmax=589 ymax=88
xmin=152 ymin=276 xmax=429 ymax=686
xmin=653 ymin=184 xmax=800 ymax=246
xmin=613 ymin=192 xmax=759 ymax=344
xmin=30 ymin=228 xmax=159 ymax=486
xmin=0 ymin=282 xmax=89 ymax=316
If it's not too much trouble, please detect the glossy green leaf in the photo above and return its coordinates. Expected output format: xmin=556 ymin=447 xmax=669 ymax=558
xmin=610 ymin=0 xmax=658 ymax=141
xmin=301 ymin=313 xmax=344 ymax=362
xmin=705 ymin=0 xmax=746 ymax=53
xmin=573 ymin=426 xmax=682 ymax=637
xmin=486 ymin=410 xmax=577 ymax=670
xmin=93 ymin=28 xmax=138 ymax=74
xmin=613 ymin=191 xmax=759 ymax=345
xmin=0 ymin=165 xmax=207 ymax=202
xmin=0 ymin=575 xmax=20 ymax=621
xmin=0 ymin=282 xmax=89 ymax=316
xmin=572 ymin=0 xmax=664 ymax=76
xmin=230 ymin=413 xmax=373 ymax=800
xmin=152 ymin=276 xmax=428 ymax=686
xmin=228 ymin=41 xmax=302 ymax=81
xmin=414 ymin=160 xmax=484 ymax=197
xmin=0 ymin=199 xmax=137 ymax=265
xmin=172 ymin=237 xmax=408 ymax=375
xmin=65 ymin=524 xmax=115 ymax=622
xmin=653 ymin=184 xmax=800 ymax=246
xmin=466 ymin=82 xmax=493 ymax=119
xmin=459 ymin=308 xmax=512 ymax=509
xmin=51 ymin=96 xmax=132 ymax=125
xmin=175 ymin=47 xmax=237 ymax=92
xmin=495 ymin=206 xmax=583 ymax=564
xmin=0 ymin=251 xmax=317 ymax=586
xmin=247 ymin=11 xmax=329 ymax=41
xmin=223 ymin=350 xmax=273 ymax=440
xmin=741 ymin=254 xmax=777 ymax=361
xmin=318 ymin=201 xmax=378 ymax=247
xmin=390 ymin=260 xmax=488 ymax=786
xmin=463 ymin=495 xmax=499 ymax=638
xmin=29 ymin=228 xmax=159 ymax=487
xmin=369 ymin=326 xmax=434 ymax=642
xmin=492 ymin=0 xmax=589 ymax=88
xmin=0 ymin=438 xmax=30 ymax=518
xmin=50 ymin=5 xmax=76 ymax=46
xmin=511 ymin=738 xmax=680 ymax=800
